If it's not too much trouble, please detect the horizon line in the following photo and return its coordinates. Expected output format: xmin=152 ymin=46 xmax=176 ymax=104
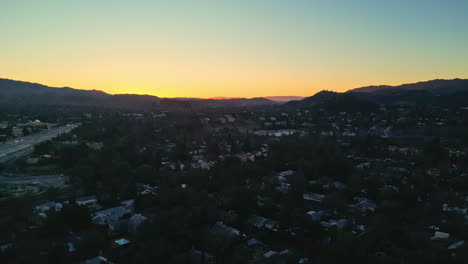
xmin=1 ymin=77 xmax=467 ymax=99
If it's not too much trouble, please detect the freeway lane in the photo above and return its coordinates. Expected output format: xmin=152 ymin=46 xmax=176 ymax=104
xmin=0 ymin=123 xmax=80 ymax=162
xmin=0 ymin=174 xmax=69 ymax=188
xmin=0 ymin=174 xmax=70 ymax=199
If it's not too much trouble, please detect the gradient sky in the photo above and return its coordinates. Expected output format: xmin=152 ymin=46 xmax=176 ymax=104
xmin=1 ymin=0 xmax=467 ymax=98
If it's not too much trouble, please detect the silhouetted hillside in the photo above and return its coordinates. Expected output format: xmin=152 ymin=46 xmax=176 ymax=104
xmin=0 ymin=78 xmax=276 ymax=110
xmin=286 ymin=79 xmax=468 ymax=110
xmin=263 ymin=96 xmax=305 ymax=101
xmin=347 ymin=79 xmax=468 ymax=94
xmin=286 ymin=90 xmax=378 ymax=112
xmin=346 ymin=79 xmax=468 ymax=106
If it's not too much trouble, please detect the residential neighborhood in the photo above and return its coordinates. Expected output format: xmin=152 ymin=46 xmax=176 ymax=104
xmin=1 ymin=92 xmax=468 ymax=264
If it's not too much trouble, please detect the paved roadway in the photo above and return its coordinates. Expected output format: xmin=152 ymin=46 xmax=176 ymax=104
xmin=0 ymin=174 xmax=70 ymax=200
xmin=0 ymin=174 xmax=70 ymax=189
xmin=0 ymin=123 xmax=80 ymax=163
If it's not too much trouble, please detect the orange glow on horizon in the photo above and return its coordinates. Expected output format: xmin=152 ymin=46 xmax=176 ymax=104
xmin=2 ymin=71 xmax=468 ymax=99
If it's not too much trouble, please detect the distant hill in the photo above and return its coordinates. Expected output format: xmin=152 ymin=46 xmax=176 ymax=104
xmin=208 ymin=97 xmax=242 ymax=100
xmin=0 ymin=78 xmax=276 ymax=110
xmin=284 ymin=79 xmax=468 ymax=111
xmin=285 ymin=90 xmax=378 ymax=112
xmin=347 ymin=79 xmax=468 ymax=94
xmin=211 ymin=97 xmax=274 ymax=105
xmin=346 ymin=79 xmax=468 ymax=105
xmin=263 ymin=96 xmax=305 ymax=102
xmin=3 ymin=78 xmax=467 ymax=111
xmin=0 ymin=78 xmax=162 ymax=109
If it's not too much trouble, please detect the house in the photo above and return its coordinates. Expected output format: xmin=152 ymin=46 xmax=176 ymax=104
xmin=0 ymin=243 xmax=13 ymax=253
xmin=92 ymin=207 xmax=130 ymax=226
xmin=237 ymin=152 xmax=256 ymax=163
xmin=306 ymin=211 xmax=325 ymax=221
xmin=91 ymin=200 xmax=134 ymax=229
xmin=248 ymin=215 xmax=279 ymax=231
xmin=34 ymin=201 xmax=63 ymax=213
xmin=320 ymin=219 xmax=348 ymax=229
xmin=275 ymin=183 xmax=291 ymax=193
xmin=278 ymin=170 xmax=294 ymax=182
xmin=57 ymin=231 xmax=83 ymax=253
xmin=448 ymin=240 xmax=464 ymax=250
xmin=224 ymin=115 xmax=235 ymax=123
xmin=109 ymin=219 xmax=130 ymax=233
xmin=320 ymin=131 xmax=334 ymax=136
xmin=192 ymin=159 xmax=215 ymax=170
xmin=211 ymin=222 xmax=241 ymax=239
xmin=86 ymin=142 xmax=104 ymax=150
xmin=356 ymin=162 xmax=371 ymax=170
xmin=263 ymin=250 xmax=278 ymax=258
xmin=121 ymin=199 xmax=135 ymax=209
xmin=200 ymin=117 xmax=210 ymax=125
xmin=81 ymin=256 xmax=109 ymax=264
xmin=354 ymin=224 xmax=366 ymax=233
xmin=247 ymin=238 xmax=263 ymax=247
xmin=218 ymin=117 xmax=227 ymax=124
xmin=261 ymin=249 xmax=295 ymax=263
xmin=76 ymin=195 xmax=98 ymax=207
xmin=442 ymin=204 xmax=467 ymax=215
xmin=275 ymin=121 xmax=287 ymax=126
xmin=12 ymin=127 xmax=22 ymax=137
xmin=303 ymin=193 xmax=325 ymax=203
xmin=128 ymin=214 xmax=147 ymax=233
xmin=342 ymin=131 xmax=356 ymax=137
xmin=188 ymin=249 xmax=216 ymax=264
xmin=138 ymin=184 xmax=157 ymax=195
xmin=275 ymin=170 xmax=294 ymax=193
xmin=308 ymin=180 xmax=320 ymax=185
xmin=327 ymin=181 xmax=346 ymax=190
xmin=351 ymin=198 xmax=377 ymax=212
xmin=431 ymin=231 xmax=450 ymax=240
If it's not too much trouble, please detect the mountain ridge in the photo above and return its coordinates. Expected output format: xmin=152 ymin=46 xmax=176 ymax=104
xmin=2 ymin=78 xmax=468 ymax=110
xmin=284 ymin=78 xmax=468 ymax=110
xmin=346 ymin=78 xmax=468 ymax=94
xmin=0 ymin=78 xmax=276 ymax=110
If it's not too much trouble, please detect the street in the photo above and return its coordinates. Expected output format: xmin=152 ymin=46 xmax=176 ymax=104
xmin=0 ymin=123 xmax=80 ymax=163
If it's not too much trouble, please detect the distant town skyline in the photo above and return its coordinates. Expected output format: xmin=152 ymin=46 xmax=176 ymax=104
xmin=1 ymin=0 xmax=467 ymax=98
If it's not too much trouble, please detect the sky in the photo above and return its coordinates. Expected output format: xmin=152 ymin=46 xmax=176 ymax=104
xmin=1 ymin=0 xmax=467 ymax=98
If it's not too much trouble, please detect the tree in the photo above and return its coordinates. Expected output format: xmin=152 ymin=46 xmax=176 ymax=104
xmin=290 ymin=169 xmax=307 ymax=197
xmin=41 ymin=203 xmax=92 ymax=238
xmin=76 ymin=230 xmax=107 ymax=259
xmin=34 ymin=141 xmax=55 ymax=155
xmin=22 ymin=127 xmax=29 ymax=136
xmin=323 ymin=191 xmax=347 ymax=212
xmin=321 ymin=232 xmax=366 ymax=264
xmin=45 ymin=187 xmax=60 ymax=201
xmin=228 ymin=187 xmax=257 ymax=218
xmin=61 ymin=203 xmax=92 ymax=231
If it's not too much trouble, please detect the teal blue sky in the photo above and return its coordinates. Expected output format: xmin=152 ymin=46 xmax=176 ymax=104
xmin=1 ymin=0 xmax=467 ymax=97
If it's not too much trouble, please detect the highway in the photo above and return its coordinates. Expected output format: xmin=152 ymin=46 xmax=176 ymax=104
xmin=0 ymin=174 xmax=70 ymax=199
xmin=0 ymin=123 xmax=80 ymax=163
xmin=0 ymin=174 xmax=70 ymax=188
